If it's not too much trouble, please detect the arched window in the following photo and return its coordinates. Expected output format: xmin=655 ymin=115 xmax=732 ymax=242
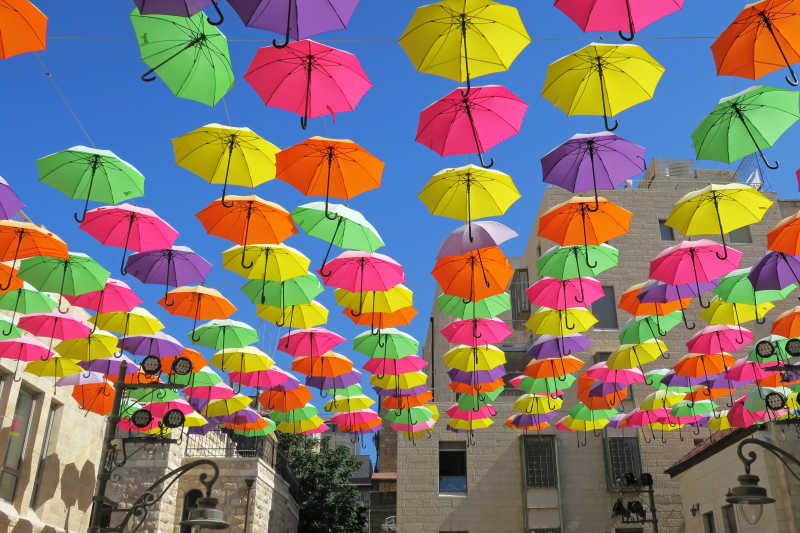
xmin=180 ymin=489 xmax=203 ymax=533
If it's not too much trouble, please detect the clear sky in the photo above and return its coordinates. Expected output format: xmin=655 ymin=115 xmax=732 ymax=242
xmin=4 ymin=1 xmax=800 ymax=460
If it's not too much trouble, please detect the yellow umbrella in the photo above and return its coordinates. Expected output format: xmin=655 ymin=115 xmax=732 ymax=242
xmin=448 ymin=417 xmax=494 ymax=431
xmin=541 ymin=42 xmax=665 ymax=131
xmin=172 ymin=123 xmax=279 ymax=206
xmin=699 ymin=299 xmax=774 ymax=325
xmin=209 ymin=346 xmax=274 ymax=373
xmin=202 ymin=394 xmax=252 ymax=418
xmin=182 ymin=412 xmax=209 ymax=428
xmin=324 ymin=395 xmax=375 ymax=413
xmin=91 ymin=307 xmax=164 ymax=336
xmin=442 ymin=344 xmax=506 ymax=372
xmin=370 ymin=371 xmax=428 ymax=390
xmin=25 ymin=355 xmax=83 ymax=378
xmin=513 ymin=394 xmax=562 ymax=414
xmin=278 ymin=415 xmax=326 ymax=434
xmin=399 ymin=0 xmax=530 ymax=86
xmin=222 ymin=243 xmax=310 ymax=281
xmin=560 ymin=415 xmax=609 ymax=432
xmin=256 ymin=300 xmax=328 ymax=328
xmin=640 ymin=390 xmax=685 ymax=411
xmin=649 ymin=422 xmax=683 ymax=431
xmin=606 ymin=340 xmax=668 ymax=370
xmin=334 ymin=284 xmax=413 ymax=314
xmin=526 ymin=307 xmax=598 ymax=335
xmin=55 ymin=331 xmax=120 ymax=361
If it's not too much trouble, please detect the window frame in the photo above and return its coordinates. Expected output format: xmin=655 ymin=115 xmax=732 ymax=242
xmin=523 ymin=435 xmax=558 ymax=489
xmin=604 ymin=436 xmax=643 ymax=490
xmin=30 ymin=402 xmax=60 ymax=508
xmin=721 ymin=504 xmax=738 ymax=533
xmin=658 ymin=219 xmax=674 ymax=241
xmin=702 ymin=511 xmax=717 ymax=533
xmin=0 ymin=386 xmax=38 ymax=503
xmin=728 ymin=226 xmax=752 ymax=244
xmin=438 ymin=441 xmax=467 ymax=495
xmin=592 ymin=286 xmax=619 ymax=330
xmin=510 ymin=268 xmax=531 ymax=326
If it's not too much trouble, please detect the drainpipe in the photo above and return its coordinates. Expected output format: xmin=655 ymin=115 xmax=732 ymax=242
xmin=244 ymin=478 xmax=255 ymax=533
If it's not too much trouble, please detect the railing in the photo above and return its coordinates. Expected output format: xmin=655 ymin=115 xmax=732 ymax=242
xmin=184 ymin=428 xmax=275 ymax=461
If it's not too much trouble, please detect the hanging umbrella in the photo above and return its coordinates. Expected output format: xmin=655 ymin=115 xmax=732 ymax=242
xmin=202 ymin=394 xmax=252 ymax=418
xmin=37 ymin=146 xmax=145 ymax=223
xmin=277 ymin=327 xmax=345 ymax=356
xmin=352 ymin=328 xmax=418 ymax=358
xmin=585 ymin=362 xmax=645 ymax=384
xmin=674 ymin=353 xmax=735 ymax=382
xmin=536 ymin=244 xmax=619 ymax=280
xmin=541 ymin=132 xmax=645 ymax=209
xmin=363 ymin=356 xmax=427 ymax=376
xmin=56 ymin=371 xmax=106 ymax=387
xmin=210 ymin=346 xmax=274 ymax=373
xmin=343 ymin=307 xmax=416 ymax=334
xmin=91 ymin=307 xmax=163 ymax=338
xmin=0 ymin=221 xmax=67 ymax=290
xmin=699 ymin=299 xmax=774 ymax=330
xmin=18 ymin=253 xmax=109 ymax=313
xmin=437 ymin=292 xmax=511 ymax=319
xmin=130 ymin=8 xmax=234 ymax=106
xmin=0 ymin=177 xmax=24 ymax=219
xmin=441 ymin=317 xmax=511 ymax=346
xmin=223 ymin=242 xmax=310 ymax=280
xmin=416 ymin=85 xmax=528 ymax=168
xmin=56 ymin=331 xmax=121 ymax=361
xmin=541 ymin=42 xmax=665 ymax=130
xmin=125 ymin=246 xmax=212 ymax=304
xmin=618 ymin=312 xmax=682 ymax=345
xmin=686 ymin=324 xmax=754 ymax=354
xmin=0 ymin=283 xmax=56 ymax=329
xmin=505 ymin=413 xmax=553 ymax=431
xmin=159 ymin=285 xmax=235 ymax=332
xmin=715 ymin=267 xmax=793 ymax=325
xmin=244 ymin=41 xmax=372 ymax=128
xmin=309 ymin=370 xmax=363 ymax=392
xmin=772 ymin=305 xmax=800 ymax=337
xmin=526 ymin=307 xmax=598 ymax=335
xmin=25 ymin=355 xmax=81 ymax=379
xmin=749 ymin=251 xmax=800 ymax=296
xmin=511 ymin=375 xmax=575 ymax=395
xmin=442 ymin=344 xmax=506 ymax=372
xmin=524 ymin=356 xmax=584 ymax=379
xmin=292 ymin=353 xmax=353 ymax=378
xmin=437 ymin=221 xmax=517 ymax=260
xmin=229 ymin=367 xmax=289 ymax=389
xmin=72 ymin=382 xmax=115 ymax=415
xmin=384 ymin=391 xmax=434 ymax=411
xmin=78 ymin=354 xmax=140 ymax=378
xmin=335 ymin=285 xmax=413 ymax=316
xmin=607 ymin=340 xmax=668 ymax=370
xmin=692 ymin=85 xmax=800 ymax=169
xmin=0 ymin=0 xmax=47 ymax=59
xmin=189 ymin=318 xmax=258 ymax=349
xmin=257 ymin=300 xmax=328 ymax=328
xmin=432 ymin=247 xmax=513 ymax=301
xmin=64 ymin=278 xmax=141 ymax=314
xmin=526 ymin=276 xmax=604 ymax=309
xmin=398 ymin=0 xmax=530 ymax=91
xmin=242 ymin=273 xmax=322 ymax=308
xmin=514 ymin=395 xmax=563 ymax=415
xmin=133 ymin=0 xmax=224 ymax=24
xmin=768 ymin=209 xmax=800 ymax=255
xmin=419 ymin=165 xmax=520 ymax=241
xmin=18 ymin=312 xmax=90 ymax=352
xmin=320 ymin=251 xmax=404 ymax=292
xmin=527 ymin=334 xmax=591 ymax=359
xmin=555 ymin=0 xmax=684 ymax=40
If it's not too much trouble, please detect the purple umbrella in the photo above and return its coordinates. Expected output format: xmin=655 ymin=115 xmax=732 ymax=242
xmin=119 ymin=332 xmax=184 ymax=358
xmin=306 ymin=369 xmax=361 ymax=391
xmin=638 ymin=279 xmax=718 ymax=303
xmin=541 ymin=132 xmax=645 ymax=211
xmin=509 ymin=411 xmax=559 ymax=427
xmin=133 ymin=0 xmax=224 ymax=24
xmin=218 ymin=407 xmax=261 ymax=424
xmin=0 ymin=177 xmax=25 ymax=220
xmin=437 ymin=221 xmax=518 ymax=257
xmin=447 ymin=366 xmax=506 ymax=384
xmin=188 ymin=419 xmax=220 ymax=435
xmin=372 ymin=384 xmax=429 ymax=398
xmin=228 ymin=0 xmax=359 ymax=48
xmin=605 ymin=413 xmax=627 ymax=429
xmin=125 ymin=246 xmax=212 ymax=305
xmin=749 ymin=251 xmax=800 ymax=297
xmin=527 ymin=334 xmax=592 ymax=360
xmin=79 ymin=354 xmax=140 ymax=376
xmin=589 ymin=380 xmax=629 ymax=397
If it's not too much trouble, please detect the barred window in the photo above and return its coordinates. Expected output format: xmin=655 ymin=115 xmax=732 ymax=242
xmin=524 ymin=436 xmax=558 ymax=488
xmin=510 ymin=269 xmax=531 ymax=326
xmin=605 ymin=436 xmax=642 ymax=489
xmin=501 ymin=350 xmax=527 ymax=398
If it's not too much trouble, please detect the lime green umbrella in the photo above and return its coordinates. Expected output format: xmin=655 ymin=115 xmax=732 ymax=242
xmin=457 ymin=387 xmax=504 ymax=412
xmin=170 ymin=366 xmax=223 ymax=387
xmin=324 ymin=384 xmax=363 ymax=397
xmin=0 ymin=282 xmax=57 ymax=326
xmin=618 ymin=312 xmax=682 ymax=344
xmin=692 ymin=85 xmax=800 ymax=169
xmin=745 ymin=386 xmax=796 ymax=412
xmin=352 ymin=328 xmax=419 ymax=358
xmin=515 ymin=375 xmax=576 ymax=395
xmin=37 ymin=145 xmax=145 ymax=223
xmin=671 ymin=400 xmax=717 ymax=418
xmin=644 ymin=368 xmax=670 ymax=389
xmin=715 ymin=268 xmax=795 ymax=325
xmin=0 ymin=318 xmax=23 ymax=341
xmin=748 ymin=335 xmax=791 ymax=363
xmin=234 ymin=421 xmax=276 ymax=437
xmin=536 ymin=244 xmax=619 ymax=280
xmin=383 ymin=406 xmax=434 ymax=425
xmin=568 ymin=402 xmax=617 ymax=421
xmin=128 ymin=388 xmax=180 ymax=402
xmin=437 ymin=292 xmax=511 ymax=319
xmin=189 ymin=319 xmax=258 ymax=350
xmin=241 ymin=273 xmax=323 ymax=307
xmin=271 ymin=405 xmax=318 ymax=423
xmin=129 ymin=8 xmax=234 ymax=107
xmin=18 ymin=253 xmax=109 ymax=312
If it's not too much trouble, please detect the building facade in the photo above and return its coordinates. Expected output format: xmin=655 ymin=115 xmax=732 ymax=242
xmin=377 ymin=159 xmax=800 ymax=533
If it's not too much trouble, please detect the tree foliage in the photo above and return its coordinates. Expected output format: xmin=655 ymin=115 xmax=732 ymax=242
xmin=278 ymin=433 xmax=367 ymax=533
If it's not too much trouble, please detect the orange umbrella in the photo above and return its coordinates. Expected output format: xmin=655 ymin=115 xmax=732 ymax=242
xmin=432 ymin=246 xmax=513 ymax=301
xmin=72 ymin=382 xmax=114 ymax=415
xmin=343 ymin=306 xmax=417 ymax=332
xmin=161 ymin=348 xmax=208 ymax=374
xmin=0 ymin=221 xmax=67 ymax=290
xmin=684 ymin=385 xmax=736 ymax=403
xmin=196 ymin=195 xmax=297 ymax=250
xmin=0 ymin=0 xmax=47 ymax=59
xmin=756 ymin=373 xmax=800 ymax=387
xmin=338 ymin=418 xmax=382 ymax=433
xmin=673 ymin=353 xmax=735 ymax=379
xmin=577 ymin=372 xmax=628 ymax=409
xmin=772 ymin=306 xmax=800 ymax=337
xmin=108 ymin=371 xmax=161 ymax=385
xmin=524 ymin=356 xmax=584 ymax=379
xmin=538 ymin=196 xmax=632 ymax=249
xmin=768 ymin=211 xmax=800 ymax=255
xmin=618 ymin=282 xmax=692 ymax=316
xmin=382 ymin=391 xmax=433 ymax=410
xmin=449 ymin=377 xmax=505 ymax=395
xmin=276 ymin=137 xmax=384 ymax=218
xmin=158 ymin=285 xmax=236 ymax=332
xmin=225 ymin=418 xmax=270 ymax=431
xmin=0 ymin=264 xmax=22 ymax=295
xmin=292 ymin=352 xmax=353 ymax=377
xmin=259 ymin=385 xmax=313 ymax=412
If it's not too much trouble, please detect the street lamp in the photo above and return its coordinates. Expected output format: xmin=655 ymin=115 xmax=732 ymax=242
xmin=611 ymin=472 xmax=658 ymax=533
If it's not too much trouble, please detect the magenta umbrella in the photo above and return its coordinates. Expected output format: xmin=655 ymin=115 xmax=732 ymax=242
xmin=726 ymin=358 xmax=775 ymax=383
xmin=526 ymin=276 xmax=604 ymax=309
xmin=727 ymin=397 xmax=765 ymax=428
xmin=0 ymin=337 xmax=53 ymax=362
xmin=584 ymin=361 xmax=645 ymax=384
xmin=147 ymin=398 xmax=195 ymax=418
xmin=277 ymin=327 xmax=345 ymax=355
xmin=555 ymin=0 xmax=684 ymax=40
xmin=244 ymin=39 xmax=371 ymax=129
xmin=416 ymin=85 xmax=528 ymax=168
xmin=446 ymin=404 xmax=496 ymax=420
xmin=18 ymin=312 xmax=91 ymax=353
xmin=65 ymin=278 xmax=142 ymax=315
xmin=229 ymin=368 xmax=290 ymax=389
xmin=362 ymin=355 xmax=427 ymax=376
xmin=125 ymin=246 xmax=212 ymax=306
xmin=318 ymin=251 xmax=405 ymax=294
xmin=183 ymin=383 xmax=236 ymax=400
xmin=81 ymin=204 xmax=179 ymax=276
xmin=133 ymin=0 xmax=224 ymax=24
xmin=437 ymin=221 xmax=518 ymax=259
xmin=331 ymin=409 xmax=378 ymax=426
xmin=686 ymin=324 xmax=753 ymax=354
xmin=440 ymin=318 xmax=511 ymax=347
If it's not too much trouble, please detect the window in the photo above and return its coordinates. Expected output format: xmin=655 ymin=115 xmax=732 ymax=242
xmin=524 ymin=435 xmax=558 ymax=488
xmin=180 ymin=489 xmax=204 ymax=533
xmin=728 ymin=226 xmax=752 ymax=243
xmin=30 ymin=403 xmax=59 ymax=507
xmin=439 ymin=442 xmax=467 ymax=494
xmin=703 ymin=511 xmax=717 ymax=533
xmin=722 ymin=504 xmax=738 ymax=533
xmin=0 ymin=387 xmax=37 ymax=502
xmin=510 ymin=269 xmax=531 ymax=326
xmin=593 ymin=352 xmax=611 ymax=363
xmin=605 ymin=437 xmax=642 ymax=489
xmin=592 ymin=286 xmax=618 ymax=329
xmin=658 ymin=220 xmax=674 ymax=241
xmin=501 ymin=351 xmax=527 ymax=397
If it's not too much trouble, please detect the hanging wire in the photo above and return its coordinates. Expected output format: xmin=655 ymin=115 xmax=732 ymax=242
xmin=33 ymin=52 xmax=95 ymax=147
xmin=222 ymin=96 xmax=233 ymax=126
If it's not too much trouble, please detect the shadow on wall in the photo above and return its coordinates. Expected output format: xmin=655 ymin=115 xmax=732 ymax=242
xmin=57 ymin=460 xmax=96 ymax=532
xmin=9 ymin=520 xmax=32 ymax=533
xmin=33 ymin=454 xmax=60 ymax=512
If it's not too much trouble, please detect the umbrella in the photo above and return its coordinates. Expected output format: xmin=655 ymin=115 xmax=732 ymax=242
xmin=526 ymin=276 xmax=604 ymax=309
xmin=118 ymin=332 xmax=183 ymax=358
xmin=619 ymin=282 xmax=692 ymax=324
xmin=190 ymin=318 xmax=258 ymax=349
xmin=202 ymin=395 xmax=252 ymax=418
xmin=416 ymin=85 xmax=528 ymax=167
xmin=541 ymin=131 xmax=645 ymax=209
xmin=443 ymin=344 xmax=505 ymax=372
xmin=56 ymin=371 xmax=106 ymax=386
xmin=309 ymin=370 xmax=363 ymax=391
xmin=556 ymin=0 xmax=683 ymax=39
xmin=18 ymin=253 xmax=109 ymax=312
xmin=82 ymin=204 xmax=178 ymax=275
xmin=511 ymin=375 xmax=575 ymax=395
xmin=18 ymin=312 xmax=90 ymax=352
xmin=293 ymin=352 xmax=354 ymax=378
xmin=749 ymin=251 xmax=800 ymax=296
xmin=125 ymin=246 xmax=212 ymax=304
xmin=59 ymin=329 xmax=127 ymax=361
xmin=504 ymin=413 xmax=552 ymax=431
xmin=699 ymin=299 xmax=774 ymax=332
xmin=768 ymin=210 xmax=800 ymax=255
xmin=419 ymin=165 xmax=520 ymax=241
xmin=130 ymin=8 xmax=234 ymax=106
xmin=0 ymin=283 xmax=56 ymax=329
xmin=352 ymin=328 xmax=418 ymax=358
xmin=173 ymin=124 xmax=279 ymax=206
xmin=686 ymin=324 xmax=753 ymax=354
xmin=64 ymin=278 xmax=141 ymax=314
xmin=244 ymin=41 xmax=372 ymax=128
xmin=79 ymin=354 xmax=140 ymax=377
xmin=223 ymin=243 xmax=310 ymax=283
xmin=527 ymin=334 xmax=591 ymax=359
xmin=536 ymin=243 xmax=619 ymax=280
xmin=674 ymin=353 xmax=735 ymax=382
xmin=0 ymin=220 xmax=67 ymax=290
xmin=0 ymin=337 xmax=54 ymax=381
xmin=585 ymin=361 xmax=645 ymax=384
xmin=37 ymin=146 xmax=145 ymax=223
xmin=0 ymin=264 xmax=21 ymax=296
xmin=618 ymin=312 xmax=682 ymax=344
xmin=526 ymin=307 xmax=598 ymax=335
xmin=133 ymin=0 xmax=224 ymax=24
xmin=25 ymin=355 xmax=82 ymax=379
xmin=335 ymin=285 xmax=413 ymax=315
xmin=712 ymin=0 xmax=800 ymax=86
xmin=607 ymin=340 xmax=667 ymax=370
xmin=398 ymin=0 xmax=530 ymax=92
xmin=0 ymin=176 xmax=24 ymax=219
xmin=772 ymin=306 xmax=800 ymax=337
xmin=159 ymin=285 xmax=235 ymax=332
xmin=541 ymin=42 xmax=664 ymax=131
xmin=229 ymin=367 xmax=289 ymax=389
xmin=441 ymin=317 xmax=511 ymax=346
xmin=258 ymin=300 xmax=328 ymax=328
xmin=278 ymin=327 xmax=345 ymax=356
xmin=0 ymin=0 xmax=47 ymax=59
xmin=715 ymin=267 xmax=793 ymax=325
xmin=692 ymin=85 xmax=800 ymax=169
xmin=320 ymin=251 xmax=404 ymax=292
xmin=524 ymin=356 xmax=584 ymax=379
xmin=342 ymin=307 xmax=416 ymax=334
xmin=665 ymin=183 xmax=773 ymax=260
xmin=210 ymin=346 xmax=274 ymax=373
xmin=363 ymin=356 xmax=427 ymax=376
xmin=437 ymin=221 xmax=517 ymax=260
xmin=437 ymin=292 xmax=510 ymax=319
xmin=432 ymin=247 xmax=513 ymax=301
xmin=242 ymin=273 xmax=322 ymax=309
xmin=72 ymin=382 xmax=115 ymax=415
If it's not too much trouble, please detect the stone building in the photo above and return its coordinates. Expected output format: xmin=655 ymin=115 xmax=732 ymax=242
xmin=375 ymin=159 xmax=800 ymax=533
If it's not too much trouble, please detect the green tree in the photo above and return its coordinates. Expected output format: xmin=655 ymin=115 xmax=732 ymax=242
xmin=278 ymin=433 xmax=366 ymax=533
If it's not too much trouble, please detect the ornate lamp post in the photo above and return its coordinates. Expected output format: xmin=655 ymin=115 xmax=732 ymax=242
xmin=611 ymin=472 xmax=659 ymax=533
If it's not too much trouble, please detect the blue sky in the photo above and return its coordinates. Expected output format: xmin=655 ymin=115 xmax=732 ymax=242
xmin=5 ymin=1 xmax=800 ymax=457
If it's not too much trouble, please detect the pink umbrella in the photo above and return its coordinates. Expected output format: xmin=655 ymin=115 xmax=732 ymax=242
xmin=229 ymin=368 xmax=290 ymax=389
xmin=584 ymin=361 xmax=645 ymax=384
xmin=654 ymin=411 xmax=700 ymax=425
xmin=319 ymin=251 xmax=405 ymax=293
xmin=619 ymin=407 xmax=666 ymax=428
xmin=56 ymin=371 xmax=107 ymax=386
xmin=0 ymin=337 xmax=53 ymax=362
xmin=555 ymin=0 xmax=684 ymax=41
xmin=725 ymin=358 xmax=776 ymax=383
xmin=303 ymin=423 xmax=329 ymax=434
xmin=277 ymin=327 xmax=345 ymax=356
xmin=446 ymin=404 xmax=496 ymax=420
xmin=118 ymin=417 xmax=159 ymax=432
xmin=390 ymin=418 xmax=436 ymax=433
xmin=244 ymin=39 xmax=372 ymax=129
xmin=331 ymin=410 xmax=379 ymax=426
xmin=727 ymin=397 xmax=766 ymax=427
xmin=526 ymin=276 xmax=604 ymax=309
xmin=440 ymin=318 xmax=511 ymax=347
xmin=416 ymin=85 xmax=528 ymax=168
xmin=81 ymin=204 xmax=179 ymax=276
xmin=147 ymin=399 xmax=195 ymax=418
xmin=362 ymin=356 xmax=427 ymax=376
xmin=18 ymin=312 xmax=92 ymax=353
xmin=182 ymin=383 xmax=236 ymax=400
xmin=686 ymin=324 xmax=753 ymax=354
xmin=649 ymin=240 xmax=742 ymax=308
xmin=65 ymin=278 xmax=141 ymax=314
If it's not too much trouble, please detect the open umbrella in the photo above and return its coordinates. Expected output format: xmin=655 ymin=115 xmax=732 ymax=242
xmin=126 ymin=246 xmax=212 ymax=305
xmin=320 ymin=251 xmax=404 ymax=292
xmin=437 ymin=221 xmax=517 ymax=260
xmin=0 ymin=177 xmax=24 ymax=219
xmin=715 ymin=267 xmax=793 ymax=324
xmin=767 ymin=209 xmax=800 ymax=255
xmin=278 ymin=327 xmax=345 ymax=356
xmin=526 ymin=276 xmax=604 ymax=309
xmin=65 ymin=278 xmax=141 ymax=315
xmin=133 ymin=0 xmax=224 ymax=24
xmin=0 ymin=0 xmax=47 ymax=59
xmin=190 ymin=319 xmax=258 ymax=349
xmin=432 ymin=247 xmax=513 ymax=301
xmin=0 ymin=283 xmax=56 ymax=329
xmin=437 ymin=292 xmax=511 ymax=319
xmin=536 ymin=244 xmax=619 ymax=280
xmin=527 ymin=334 xmax=591 ymax=359
xmin=555 ymin=0 xmax=684 ymax=40
xmin=159 ymin=285 xmax=235 ymax=332
xmin=119 ymin=331 xmax=183 ymax=358
xmin=772 ymin=306 xmax=800 ymax=337
xmin=749 ymin=251 xmax=800 ymax=295
xmin=242 ymin=273 xmax=321 ymax=308
xmin=18 ymin=253 xmax=109 ymax=313
xmin=335 ymin=285 xmax=413 ymax=316
xmin=258 ymin=300 xmax=328 ymax=329
xmin=0 ymin=221 xmax=67 ymax=291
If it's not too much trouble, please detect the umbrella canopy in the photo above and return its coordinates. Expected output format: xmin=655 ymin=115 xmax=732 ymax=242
xmin=0 ymin=283 xmax=57 ymax=325
xmin=536 ymin=243 xmax=619 ymax=280
xmin=538 ymin=197 xmax=633 ymax=256
xmin=772 ymin=306 xmax=800 ymax=337
xmin=72 ymin=382 xmax=115 ymax=415
xmin=437 ymin=221 xmax=517 ymax=260
xmin=715 ymin=267 xmax=795 ymax=309
xmin=257 ymin=300 xmax=328 ymax=329
xmin=352 ymin=328 xmax=418 ymax=358
xmin=228 ymin=0 xmax=358 ymax=44
xmin=126 ymin=246 xmax=212 ymax=304
xmin=686 ymin=324 xmax=754 ymax=354
xmin=190 ymin=319 xmax=258 ymax=350
xmin=18 ymin=312 xmax=90 ymax=345
xmin=749 ymin=251 xmax=800 ymax=293
xmin=0 ymin=176 xmax=23 ymax=220
xmin=56 ymin=331 xmax=121 ymax=361
xmin=133 ymin=0 xmax=222 ymax=19
xmin=555 ymin=0 xmax=684 ymax=39
xmin=25 ymin=355 xmax=82 ymax=378
xmin=768 ymin=210 xmax=800 ymax=255
xmin=210 ymin=346 xmax=274 ymax=373
xmin=527 ymin=334 xmax=592 ymax=359
xmin=442 ymin=344 xmax=506 ymax=372
xmin=432 ymin=247 xmax=513 ymax=301
xmin=0 ymin=0 xmax=47 ymax=59
xmin=618 ymin=312 xmax=682 ymax=344
xmin=119 ymin=332 xmax=184 ymax=358
xmin=160 ymin=285 xmax=235 ymax=332
xmin=437 ymin=292 xmax=511 ymax=319
xmin=0 ymin=337 xmax=53 ymax=363
xmin=223 ymin=243 xmax=310 ymax=283
xmin=526 ymin=307 xmax=598 ymax=335
xmin=526 ymin=276 xmax=604 ymax=310
xmin=18 ymin=252 xmax=109 ymax=309
xmin=650 ymin=240 xmax=742 ymax=289
xmin=278 ymin=327 xmax=345 ymax=357
xmin=197 ymin=195 xmax=297 ymax=250
xmin=335 ymin=285 xmax=413 ymax=315
xmin=699 ymin=299 xmax=774 ymax=326
xmin=292 ymin=352 xmax=353 ymax=377
xmin=242 ymin=274 xmax=322 ymax=309
xmin=0 ymin=221 xmax=68 ymax=290
xmin=674 ymin=353 xmax=735 ymax=380
xmin=91 ymin=307 xmax=164 ymax=337
xmin=65 ymin=278 xmax=141 ymax=313
xmin=362 ymin=356 xmax=427 ymax=376
xmin=441 ymin=317 xmax=511 ymax=347
xmin=320 ymin=251 xmax=404 ymax=292
xmin=606 ymin=340 xmax=667 ymax=370
xmin=130 ymin=8 xmax=234 ymax=106
xmin=524 ymin=356 xmax=584 ymax=379
xmin=259 ymin=386 xmax=312 ymax=411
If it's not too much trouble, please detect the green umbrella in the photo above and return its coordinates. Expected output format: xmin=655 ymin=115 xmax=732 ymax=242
xmin=130 ymin=8 xmax=234 ymax=107
xmin=568 ymin=402 xmax=617 ymax=421
xmin=324 ymin=384 xmax=363 ymax=397
xmin=0 ymin=319 xmax=23 ymax=341
xmin=457 ymin=387 xmax=503 ymax=412
xmin=692 ymin=85 xmax=800 ymax=169
xmin=744 ymin=386 xmax=794 ymax=412
xmin=437 ymin=292 xmax=511 ymax=319
xmin=0 ymin=282 xmax=57 ymax=329
xmin=352 ymin=328 xmax=419 ymax=358
xmin=271 ymin=405 xmax=318 ymax=423
xmin=382 ymin=406 xmax=434 ymax=425
xmin=292 ymin=202 xmax=384 ymax=272
xmin=241 ymin=273 xmax=323 ymax=307
xmin=671 ymin=399 xmax=717 ymax=418
xmin=18 ymin=254 xmax=109 ymax=313
xmin=514 ymin=375 xmax=575 ymax=395
xmin=129 ymin=388 xmax=181 ymax=402
xmin=170 ymin=366 xmax=223 ymax=387
xmin=644 ymin=368 xmax=670 ymax=389
xmin=748 ymin=335 xmax=791 ymax=363
xmin=618 ymin=312 xmax=682 ymax=344
xmin=37 ymin=145 xmax=145 ymax=222
xmin=536 ymin=244 xmax=619 ymax=280
xmin=715 ymin=268 xmax=795 ymax=325
xmin=234 ymin=421 xmax=276 ymax=437
xmin=189 ymin=319 xmax=258 ymax=349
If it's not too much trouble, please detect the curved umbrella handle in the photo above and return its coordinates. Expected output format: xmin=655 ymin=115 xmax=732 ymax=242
xmin=207 ymin=0 xmax=224 ymax=25
xmin=272 ymin=1 xmax=292 ymax=48
xmin=477 ymin=152 xmax=494 ymax=169
xmin=787 ymin=68 xmax=800 ymax=87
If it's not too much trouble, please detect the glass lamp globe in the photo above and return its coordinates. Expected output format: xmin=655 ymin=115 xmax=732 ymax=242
xmin=726 ymin=473 xmax=774 ymax=526
xmin=738 ymin=502 xmax=765 ymax=525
